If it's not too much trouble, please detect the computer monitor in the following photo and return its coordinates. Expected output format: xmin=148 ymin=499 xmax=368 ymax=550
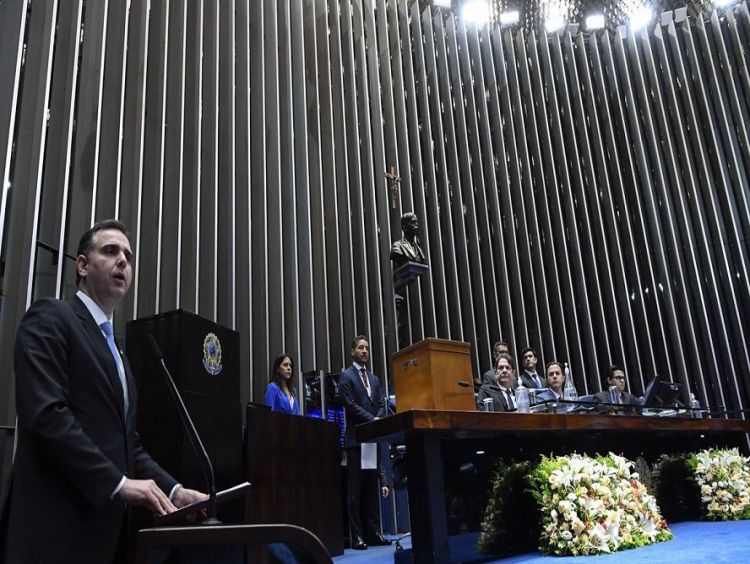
xmin=642 ymin=375 xmax=682 ymax=408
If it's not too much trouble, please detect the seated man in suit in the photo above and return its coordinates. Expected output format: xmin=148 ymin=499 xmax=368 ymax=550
xmin=592 ymin=365 xmax=639 ymax=414
xmin=481 ymin=340 xmax=511 ymax=386
xmin=519 ymin=346 xmax=545 ymax=390
xmin=534 ymin=361 xmax=566 ymax=406
xmin=478 ymin=353 xmax=517 ymax=412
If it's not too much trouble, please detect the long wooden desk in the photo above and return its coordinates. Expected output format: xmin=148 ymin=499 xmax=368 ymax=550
xmin=358 ymin=410 xmax=750 ymax=564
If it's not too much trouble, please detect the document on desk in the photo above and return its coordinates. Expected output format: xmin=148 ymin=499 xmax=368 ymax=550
xmin=361 ymin=442 xmax=377 ymax=469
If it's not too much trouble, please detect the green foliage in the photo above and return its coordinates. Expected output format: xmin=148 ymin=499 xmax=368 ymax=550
xmin=477 ymin=459 xmax=539 ymax=555
xmin=653 ymin=453 xmax=703 ymax=522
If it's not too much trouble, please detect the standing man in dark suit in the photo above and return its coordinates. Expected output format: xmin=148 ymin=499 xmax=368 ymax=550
xmin=339 ymin=335 xmax=391 ymax=550
xmin=2 ymin=219 xmax=206 ymax=563
xmin=519 ymin=346 xmax=546 ymax=389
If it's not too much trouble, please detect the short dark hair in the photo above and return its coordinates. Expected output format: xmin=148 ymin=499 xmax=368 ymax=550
xmin=520 ymin=346 xmax=536 ymax=357
xmin=545 ymin=360 xmax=564 ymax=374
xmin=270 ymin=354 xmax=294 ymax=382
xmin=350 ymin=335 xmax=368 ymax=350
xmin=493 ymin=340 xmax=509 ymax=351
xmin=607 ymin=364 xmax=625 ymax=381
xmin=75 ymin=219 xmax=130 ymax=286
xmin=496 ymin=352 xmax=515 ymax=370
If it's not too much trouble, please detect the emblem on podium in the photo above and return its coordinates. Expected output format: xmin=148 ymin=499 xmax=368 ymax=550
xmin=202 ymin=332 xmax=223 ymax=375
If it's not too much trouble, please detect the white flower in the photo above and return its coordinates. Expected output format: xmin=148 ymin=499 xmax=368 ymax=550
xmin=605 ymin=520 xmax=620 ymax=544
xmin=691 ymin=448 xmax=750 ymax=520
xmin=530 ymin=453 xmax=671 ymax=556
xmin=571 ymin=518 xmax=586 ymax=535
xmin=589 ymin=523 xmax=611 ymax=552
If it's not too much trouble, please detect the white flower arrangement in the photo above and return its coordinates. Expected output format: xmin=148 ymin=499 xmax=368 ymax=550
xmin=530 ymin=453 xmax=672 ymax=556
xmin=688 ymin=448 xmax=750 ymax=520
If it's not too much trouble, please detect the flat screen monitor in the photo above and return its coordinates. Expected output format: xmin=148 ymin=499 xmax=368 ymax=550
xmin=642 ymin=376 xmax=682 ymax=408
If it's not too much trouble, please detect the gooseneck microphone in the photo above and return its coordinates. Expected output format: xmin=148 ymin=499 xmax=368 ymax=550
xmin=146 ymin=334 xmax=220 ymax=525
xmin=458 ymin=379 xmax=504 ymax=393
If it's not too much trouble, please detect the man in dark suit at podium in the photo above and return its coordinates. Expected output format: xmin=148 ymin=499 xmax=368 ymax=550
xmin=2 ymin=219 xmax=205 ymax=563
xmin=339 ymin=335 xmax=391 ymax=550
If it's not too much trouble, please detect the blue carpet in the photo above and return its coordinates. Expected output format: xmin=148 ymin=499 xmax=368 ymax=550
xmin=333 ymin=520 xmax=750 ymax=562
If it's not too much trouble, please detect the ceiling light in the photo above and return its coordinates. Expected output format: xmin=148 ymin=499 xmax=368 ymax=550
xmin=433 ymin=0 xmax=452 ymax=8
xmin=545 ymin=11 xmax=566 ymax=33
xmin=586 ymin=14 xmax=605 ymax=30
xmin=498 ymin=11 xmax=520 ymax=26
xmin=462 ymin=0 xmax=490 ymax=25
xmin=630 ymin=7 xmax=653 ymax=31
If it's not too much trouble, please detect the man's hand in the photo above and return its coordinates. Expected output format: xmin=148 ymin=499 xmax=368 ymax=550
xmin=381 ymin=485 xmax=390 ymax=498
xmin=118 ymin=478 xmax=176 ymax=515
xmin=173 ymin=487 xmax=209 ymax=509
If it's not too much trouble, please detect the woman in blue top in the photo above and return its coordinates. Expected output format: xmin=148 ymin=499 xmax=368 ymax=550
xmin=264 ymin=353 xmax=300 ymax=414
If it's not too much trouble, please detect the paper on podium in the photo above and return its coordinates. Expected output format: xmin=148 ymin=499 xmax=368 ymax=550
xmin=153 ymin=482 xmax=252 ymax=525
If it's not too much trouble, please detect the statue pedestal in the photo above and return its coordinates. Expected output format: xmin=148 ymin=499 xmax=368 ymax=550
xmin=393 ymin=261 xmax=428 ymax=349
xmin=393 ymin=261 xmax=428 ymax=291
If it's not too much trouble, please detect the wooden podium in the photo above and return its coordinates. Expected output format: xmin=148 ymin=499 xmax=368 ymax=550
xmin=244 ymin=406 xmax=343 ymax=556
xmin=391 ymin=338 xmax=475 ymax=412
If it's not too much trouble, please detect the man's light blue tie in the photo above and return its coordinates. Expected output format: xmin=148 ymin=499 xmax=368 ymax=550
xmin=101 ymin=321 xmax=129 ymax=414
xmin=610 ymin=387 xmax=621 ymax=405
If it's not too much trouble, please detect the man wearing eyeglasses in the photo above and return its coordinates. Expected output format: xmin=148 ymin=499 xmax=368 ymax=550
xmin=593 ymin=364 xmax=639 ymax=414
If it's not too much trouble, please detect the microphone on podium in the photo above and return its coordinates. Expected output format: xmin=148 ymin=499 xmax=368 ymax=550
xmin=146 ymin=334 xmax=220 ymax=525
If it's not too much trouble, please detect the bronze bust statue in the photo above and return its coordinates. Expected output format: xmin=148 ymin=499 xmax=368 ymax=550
xmin=390 ymin=212 xmax=426 ymax=270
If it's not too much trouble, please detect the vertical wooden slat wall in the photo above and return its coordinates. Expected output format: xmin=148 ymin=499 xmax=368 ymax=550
xmin=1 ymin=1 xmax=749 ymax=424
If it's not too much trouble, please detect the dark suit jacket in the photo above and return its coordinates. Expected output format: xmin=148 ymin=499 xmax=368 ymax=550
xmin=478 ymin=385 xmax=515 ymax=412
xmin=592 ymin=389 xmax=639 ymax=414
xmin=339 ymin=364 xmax=386 ymax=449
xmin=520 ymin=370 xmax=546 ymax=390
xmin=3 ymin=297 xmax=176 ymax=563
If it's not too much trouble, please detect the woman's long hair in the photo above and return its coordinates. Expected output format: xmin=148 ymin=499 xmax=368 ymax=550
xmin=270 ymin=353 xmax=296 ymax=395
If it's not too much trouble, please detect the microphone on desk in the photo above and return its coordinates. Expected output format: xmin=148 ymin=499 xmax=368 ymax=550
xmin=458 ymin=379 xmax=505 ymax=393
xmin=146 ymin=334 xmax=220 ymax=525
